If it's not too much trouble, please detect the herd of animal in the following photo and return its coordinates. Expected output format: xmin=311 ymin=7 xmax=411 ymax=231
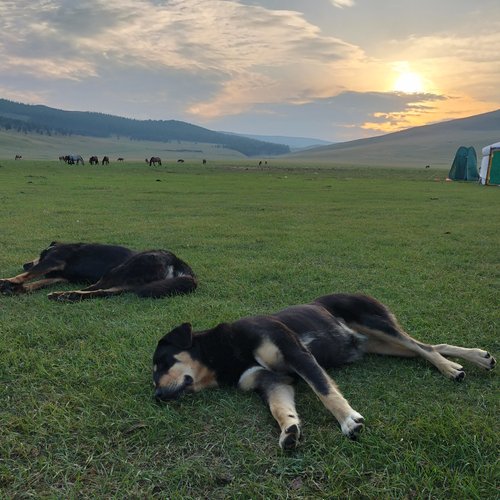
xmin=49 ymin=156 xmax=207 ymax=165
xmin=0 ymin=241 xmax=495 ymax=449
xmin=58 ymin=155 xmax=110 ymax=165
xmin=13 ymin=156 xmax=259 ymax=166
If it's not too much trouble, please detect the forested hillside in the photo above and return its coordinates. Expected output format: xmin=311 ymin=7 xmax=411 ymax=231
xmin=0 ymin=99 xmax=289 ymax=157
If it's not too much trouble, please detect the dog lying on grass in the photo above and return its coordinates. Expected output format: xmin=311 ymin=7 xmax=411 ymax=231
xmin=0 ymin=241 xmax=197 ymax=302
xmin=153 ymin=293 xmax=495 ymax=449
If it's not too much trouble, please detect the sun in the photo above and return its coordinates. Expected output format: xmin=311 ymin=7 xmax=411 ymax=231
xmin=393 ymin=71 xmax=424 ymax=94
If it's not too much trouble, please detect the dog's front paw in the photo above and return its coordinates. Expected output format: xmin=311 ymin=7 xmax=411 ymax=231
xmin=0 ymin=280 xmax=26 ymax=295
xmin=340 ymin=411 xmax=365 ymax=439
xmin=279 ymin=424 xmax=301 ymax=450
xmin=48 ymin=291 xmax=82 ymax=302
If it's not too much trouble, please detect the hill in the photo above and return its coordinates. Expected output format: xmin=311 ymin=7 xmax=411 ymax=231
xmin=289 ymin=109 xmax=500 ymax=168
xmin=0 ymin=128 xmax=248 ymax=161
xmin=222 ymin=132 xmax=332 ymax=150
xmin=0 ymin=99 xmax=289 ymax=157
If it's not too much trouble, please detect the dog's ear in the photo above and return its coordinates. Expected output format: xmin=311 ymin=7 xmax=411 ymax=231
xmin=158 ymin=323 xmax=193 ymax=349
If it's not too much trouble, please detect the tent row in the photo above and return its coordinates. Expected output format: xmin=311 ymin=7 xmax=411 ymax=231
xmin=448 ymin=142 xmax=500 ymax=185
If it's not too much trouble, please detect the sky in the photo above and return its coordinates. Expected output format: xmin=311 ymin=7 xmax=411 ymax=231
xmin=1 ymin=0 xmax=500 ymax=142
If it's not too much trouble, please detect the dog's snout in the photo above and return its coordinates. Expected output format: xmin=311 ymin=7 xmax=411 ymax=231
xmin=154 ymin=387 xmax=165 ymax=401
xmin=154 ymin=375 xmax=193 ymax=402
xmin=154 ymin=386 xmax=180 ymax=402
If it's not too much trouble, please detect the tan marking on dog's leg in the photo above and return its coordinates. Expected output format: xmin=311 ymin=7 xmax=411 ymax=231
xmin=48 ymin=287 xmax=130 ymax=301
xmin=238 ymin=366 xmax=263 ymax=390
xmin=24 ymin=278 xmax=68 ymax=292
xmin=9 ymin=260 xmax=66 ymax=284
xmin=255 ymin=340 xmax=285 ymax=370
xmin=239 ymin=367 xmax=301 ymax=449
xmin=311 ymin=375 xmax=364 ymax=438
xmin=355 ymin=325 xmax=467 ymax=381
xmin=364 ymin=337 xmax=417 ymax=357
xmin=294 ymin=363 xmax=364 ymax=438
xmin=433 ymin=344 xmax=496 ymax=370
xmin=420 ymin=350 xmax=465 ymax=380
xmin=267 ymin=384 xmax=301 ymax=449
xmin=7 ymin=272 xmax=31 ymax=284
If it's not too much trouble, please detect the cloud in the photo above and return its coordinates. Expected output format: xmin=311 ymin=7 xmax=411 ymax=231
xmin=0 ymin=0 xmax=365 ymax=115
xmin=2 ymin=1 xmax=358 ymax=72
xmin=329 ymin=0 xmax=355 ymax=8
xmin=206 ymin=90 xmax=451 ymax=141
xmin=1 ymin=1 xmax=499 ymax=141
xmin=382 ymin=28 xmax=500 ymax=101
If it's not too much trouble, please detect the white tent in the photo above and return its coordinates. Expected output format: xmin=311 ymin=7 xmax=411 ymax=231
xmin=479 ymin=141 xmax=500 ymax=185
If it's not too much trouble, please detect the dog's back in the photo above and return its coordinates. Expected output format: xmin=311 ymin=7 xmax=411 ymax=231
xmin=271 ymin=303 xmax=366 ymax=367
xmin=36 ymin=242 xmax=136 ymax=283
xmin=94 ymin=249 xmax=197 ymax=298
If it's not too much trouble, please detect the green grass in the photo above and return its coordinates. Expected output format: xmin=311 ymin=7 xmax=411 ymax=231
xmin=0 ymin=160 xmax=498 ymax=498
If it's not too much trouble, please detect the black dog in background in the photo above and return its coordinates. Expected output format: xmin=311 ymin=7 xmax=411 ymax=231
xmin=0 ymin=242 xmax=197 ymax=302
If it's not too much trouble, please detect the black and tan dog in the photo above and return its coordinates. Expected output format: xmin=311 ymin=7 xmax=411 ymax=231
xmin=0 ymin=241 xmax=197 ymax=302
xmin=153 ymin=293 xmax=495 ymax=449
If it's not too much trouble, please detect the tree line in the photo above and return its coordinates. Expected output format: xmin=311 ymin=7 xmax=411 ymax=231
xmin=0 ymin=99 xmax=290 ymax=157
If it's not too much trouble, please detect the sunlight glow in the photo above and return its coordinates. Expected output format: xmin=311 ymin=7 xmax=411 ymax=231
xmin=393 ymin=71 xmax=424 ymax=94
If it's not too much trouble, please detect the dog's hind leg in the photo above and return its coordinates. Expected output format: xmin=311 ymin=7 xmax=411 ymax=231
xmin=357 ymin=320 xmax=495 ymax=380
xmin=238 ymin=366 xmax=301 ymax=450
xmin=134 ymin=276 xmax=198 ymax=298
xmin=433 ymin=344 xmax=496 ymax=371
xmin=47 ymin=286 xmax=130 ymax=302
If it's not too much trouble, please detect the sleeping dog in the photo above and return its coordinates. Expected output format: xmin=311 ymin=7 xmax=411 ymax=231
xmin=0 ymin=241 xmax=197 ymax=301
xmin=153 ymin=293 xmax=495 ymax=449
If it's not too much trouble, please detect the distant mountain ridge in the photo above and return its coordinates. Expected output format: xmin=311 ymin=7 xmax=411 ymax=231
xmin=221 ymin=131 xmax=332 ymax=150
xmin=0 ymin=99 xmax=290 ymax=157
xmin=290 ymin=109 xmax=500 ymax=167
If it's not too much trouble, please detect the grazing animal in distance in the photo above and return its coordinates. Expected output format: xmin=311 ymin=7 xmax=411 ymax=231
xmin=149 ymin=156 xmax=162 ymax=166
xmin=0 ymin=242 xmax=197 ymax=302
xmin=89 ymin=156 xmax=99 ymax=165
xmin=177 ymin=159 xmax=184 ymax=163
xmin=15 ymin=155 xmax=22 ymax=160
xmin=66 ymin=155 xmax=84 ymax=165
xmin=153 ymin=293 xmax=496 ymax=450
xmin=102 ymin=156 xmax=110 ymax=165
xmin=117 ymin=157 xmax=124 ymax=162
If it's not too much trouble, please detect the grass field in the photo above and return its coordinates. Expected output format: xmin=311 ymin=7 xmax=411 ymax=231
xmin=0 ymin=129 xmax=246 ymax=162
xmin=0 ymin=160 xmax=498 ymax=498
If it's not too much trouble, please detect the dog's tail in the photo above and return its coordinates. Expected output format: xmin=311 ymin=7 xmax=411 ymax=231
xmin=134 ymin=276 xmax=197 ymax=298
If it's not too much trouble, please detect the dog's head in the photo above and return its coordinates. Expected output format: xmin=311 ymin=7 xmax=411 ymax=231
xmin=23 ymin=241 xmax=61 ymax=270
xmin=153 ymin=323 xmax=217 ymax=401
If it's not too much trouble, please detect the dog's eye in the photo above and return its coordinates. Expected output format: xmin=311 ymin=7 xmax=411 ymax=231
xmin=184 ymin=375 xmax=193 ymax=386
